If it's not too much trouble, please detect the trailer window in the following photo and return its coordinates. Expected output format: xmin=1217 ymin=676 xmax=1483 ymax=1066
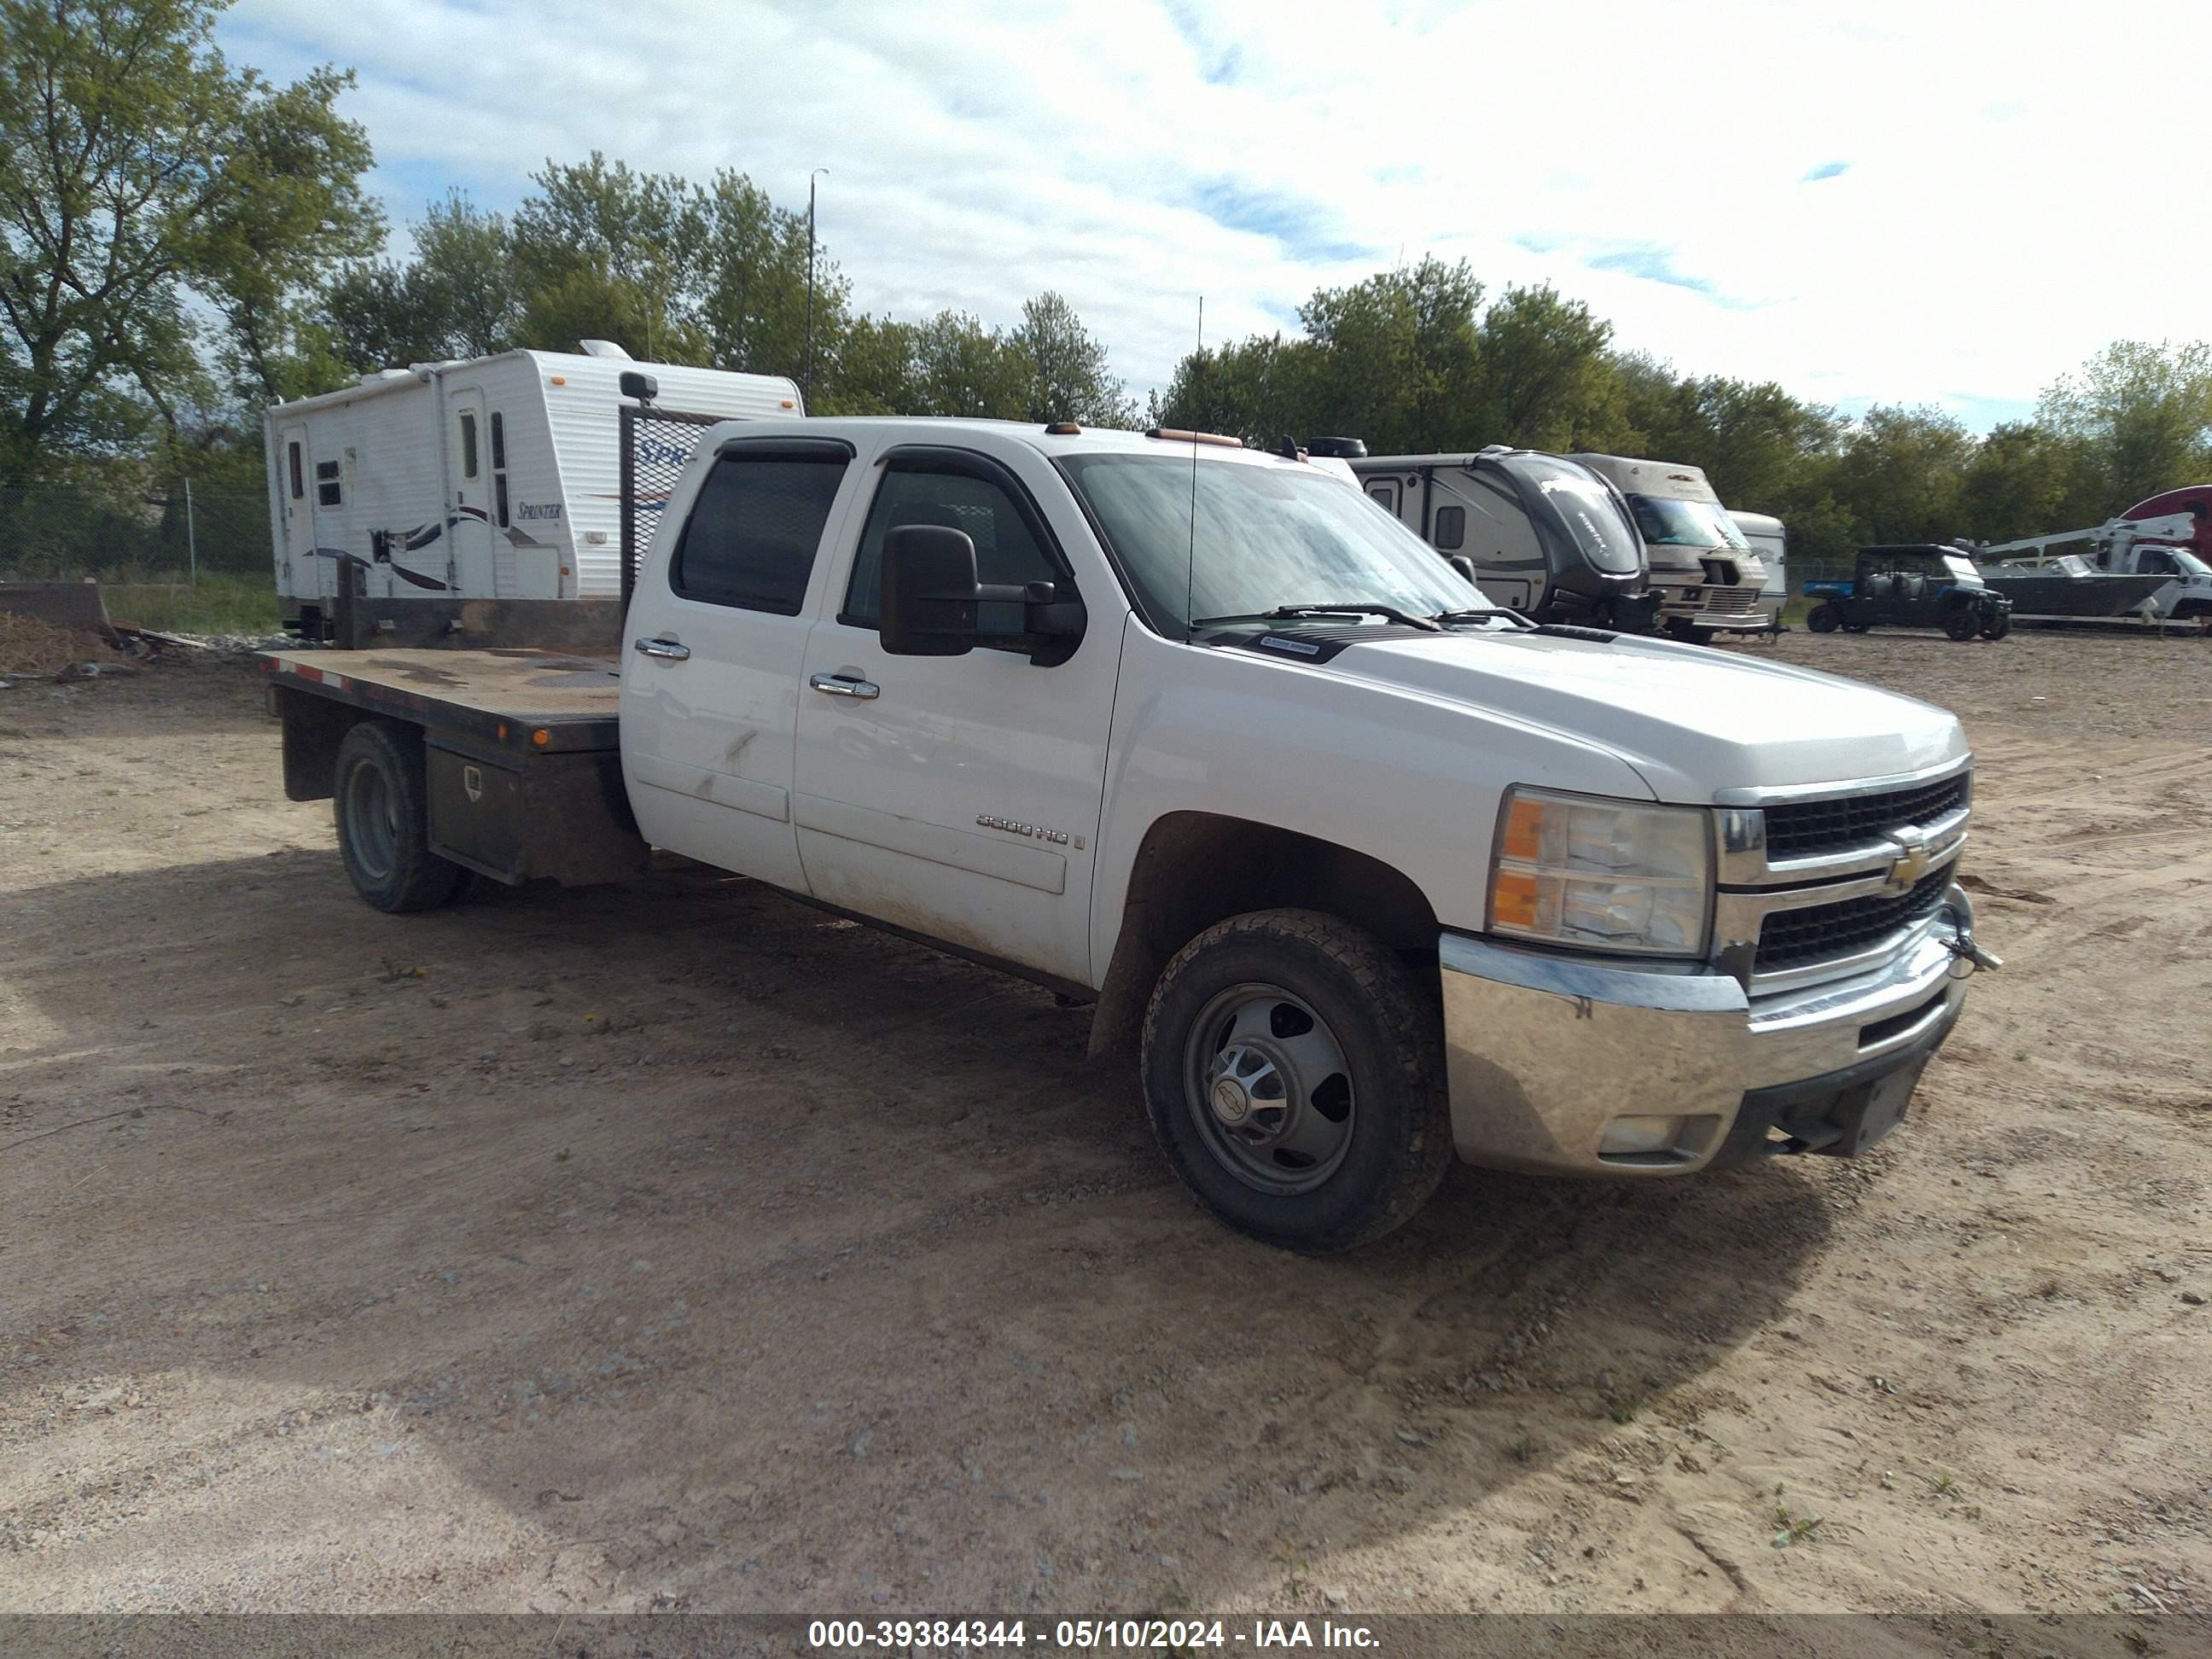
xmin=459 ymin=412 xmax=480 ymax=480
xmin=672 ymin=451 xmax=850 ymax=614
xmin=1434 ymin=505 xmax=1465 ymax=550
xmin=315 ymin=458 xmax=342 ymax=509
xmin=491 ymin=411 xmax=506 ymax=471
xmin=287 ymin=442 xmax=304 ymax=500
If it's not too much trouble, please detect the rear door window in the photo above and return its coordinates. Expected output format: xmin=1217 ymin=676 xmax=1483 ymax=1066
xmin=671 ymin=447 xmax=852 ymax=614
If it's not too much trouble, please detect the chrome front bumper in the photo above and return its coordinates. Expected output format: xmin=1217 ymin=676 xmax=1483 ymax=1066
xmin=1437 ymin=888 xmax=1979 ymax=1176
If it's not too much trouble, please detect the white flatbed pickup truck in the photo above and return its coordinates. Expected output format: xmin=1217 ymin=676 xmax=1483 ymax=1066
xmin=260 ymin=416 xmax=1998 ymax=1253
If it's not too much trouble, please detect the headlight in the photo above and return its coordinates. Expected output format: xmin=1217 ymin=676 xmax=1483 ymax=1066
xmin=1487 ymin=788 xmax=1712 ymax=956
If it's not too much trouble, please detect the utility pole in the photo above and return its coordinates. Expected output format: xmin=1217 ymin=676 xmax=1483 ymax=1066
xmin=806 ymin=167 xmax=828 ymax=403
xmin=184 ymin=476 xmax=197 ymax=587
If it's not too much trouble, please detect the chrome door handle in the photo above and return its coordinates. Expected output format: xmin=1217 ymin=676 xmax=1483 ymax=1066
xmin=633 ymin=636 xmax=690 ymax=661
xmin=808 ymin=672 xmax=880 ymax=701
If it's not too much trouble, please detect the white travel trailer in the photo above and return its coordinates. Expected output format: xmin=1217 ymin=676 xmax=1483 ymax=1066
xmin=264 ymin=345 xmax=801 ymax=637
xmin=1730 ymin=509 xmax=1788 ymax=626
xmin=1568 ymin=455 xmax=1769 ymax=637
xmin=1348 ymin=447 xmax=1662 ymax=630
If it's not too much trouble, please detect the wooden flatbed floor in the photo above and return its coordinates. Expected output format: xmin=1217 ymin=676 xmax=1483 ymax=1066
xmin=258 ymin=647 xmax=622 ymax=754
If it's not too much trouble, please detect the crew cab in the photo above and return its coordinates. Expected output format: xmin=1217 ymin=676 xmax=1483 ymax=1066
xmin=260 ymin=417 xmax=1997 ymax=1253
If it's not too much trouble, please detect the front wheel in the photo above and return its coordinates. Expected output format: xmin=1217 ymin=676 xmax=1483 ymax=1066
xmin=1807 ymin=602 xmax=1842 ymax=634
xmin=1982 ymin=610 xmax=2011 ymax=641
xmin=334 ymin=719 xmax=468 ymax=913
xmin=1945 ymin=608 xmax=1980 ymax=642
xmin=1141 ymin=910 xmax=1452 ymax=1254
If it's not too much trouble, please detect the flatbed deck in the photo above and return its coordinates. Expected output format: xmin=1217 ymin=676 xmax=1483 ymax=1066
xmin=258 ymin=647 xmax=622 ymax=754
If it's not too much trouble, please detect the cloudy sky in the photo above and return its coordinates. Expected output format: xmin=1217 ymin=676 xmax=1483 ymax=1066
xmin=223 ymin=0 xmax=2209 ymax=430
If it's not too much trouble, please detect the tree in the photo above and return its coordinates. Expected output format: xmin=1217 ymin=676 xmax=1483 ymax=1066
xmin=1826 ymin=405 xmax=1976 ymax=546
xmin=1960 ymin=420 xmax=2099 ymax=544
xmin=1297 ymin=257 xmax=1482 ymax=453
xmin=322 ymin=194 xmax=523 ymax=371
xmin=1469 ymin=283 xmax=1621 ymax=451
xmin=908 ymin=311 xmax=1028 ymax=417
xmin=1151 ymin=334 xmax=1321 ymax=445
xmin=2035 ymin=339 xmax=2212 ymax=510
xmin=0 ymin=0 xmax=379 ymax=470
xmin=819 ymin=315 xmax=923 ymax=416
xmin=1016 ymin=291 xmax=1137 ymax=428
xmin=504 ymin=154 xmax=846 ymax=381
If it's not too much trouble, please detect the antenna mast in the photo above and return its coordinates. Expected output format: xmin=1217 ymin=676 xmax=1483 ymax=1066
xmin=1185 ymin=296 xmax=1202 ymax=641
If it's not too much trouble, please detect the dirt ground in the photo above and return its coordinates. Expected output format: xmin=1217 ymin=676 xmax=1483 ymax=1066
xmin=2 ymin=630 xmax=2208 ymax=1624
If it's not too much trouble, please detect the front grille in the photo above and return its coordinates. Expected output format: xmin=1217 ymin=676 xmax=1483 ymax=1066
xmin=1762 ymin=772 xmax=1970 ymax=859
xmin=1755 ymin=863 xmax=1955 ymax=973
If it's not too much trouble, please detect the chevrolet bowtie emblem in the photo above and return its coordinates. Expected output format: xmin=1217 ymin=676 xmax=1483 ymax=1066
xmin=1882 ymin=826 xmax=1931 ymax=894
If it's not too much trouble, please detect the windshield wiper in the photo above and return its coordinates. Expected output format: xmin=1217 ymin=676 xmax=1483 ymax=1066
xmin=1227 ymin=602 xmax=1447 ymax=633
xmin=1431 ymin=608 xmax=1531 ymax=630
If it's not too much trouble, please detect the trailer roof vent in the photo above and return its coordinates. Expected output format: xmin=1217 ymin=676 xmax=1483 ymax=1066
xmin=1303 ymin=436 xmax=1366 ymax=459
xmin=579 ymin=339 xmax=634 ymax=360
xmin=358 ymin=368 xmax=411 ymax=387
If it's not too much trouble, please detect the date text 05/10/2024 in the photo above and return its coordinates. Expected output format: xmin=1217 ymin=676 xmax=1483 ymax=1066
xmin=806 ymin=1618 xmax=1381 ymax=1650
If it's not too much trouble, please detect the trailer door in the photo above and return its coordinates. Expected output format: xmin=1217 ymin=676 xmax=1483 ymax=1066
xmin=445 ymin=385 xmax=499 ymax=597
xmin=276 ymin=421 xmax=325 ymax=597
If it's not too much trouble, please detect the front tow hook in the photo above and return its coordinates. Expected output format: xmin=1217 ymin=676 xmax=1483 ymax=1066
xmin=1943 ymin=931 xmax=2004 ymax=976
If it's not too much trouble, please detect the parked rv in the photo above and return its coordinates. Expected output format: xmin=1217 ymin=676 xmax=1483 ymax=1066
xmin=264 ymin=345 xmax=801 ymax=640
xmin=1348 ymin=448 xmax=1662 ymax=630
xmin=1730 ymin=510 xmax=1788 ymax=628
xmin=1569 ymin=455 xmax=1769 ymax=638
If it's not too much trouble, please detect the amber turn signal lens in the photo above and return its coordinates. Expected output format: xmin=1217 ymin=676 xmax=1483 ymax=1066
xmin=1501 ymin=795 xmax=1546 ymax=863
xmin=1491 ymin=870 xmax=1539 ymax=930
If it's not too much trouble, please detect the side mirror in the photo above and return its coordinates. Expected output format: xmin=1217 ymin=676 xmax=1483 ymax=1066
xmin=1447 ymin=554 xmax=1479 ymax=585
xmin=880 ymin=523 xmax=1084 ymax=661
xmin=618 ymin=370 xmax=659 ymax=403
xmin=881 ymin=525 xmax=983 ymax=656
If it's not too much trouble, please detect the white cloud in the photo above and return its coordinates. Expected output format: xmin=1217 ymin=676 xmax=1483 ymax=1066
xmin=224 ymin=0 xmax=2212 ymax=429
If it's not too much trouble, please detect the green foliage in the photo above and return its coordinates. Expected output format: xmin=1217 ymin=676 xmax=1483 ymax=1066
xmin=2036 ymin=339 xmax=2212 ymax=509
xmin=5 ymin=5 xmax=2205 ymax=598
xmin=0 ymin=0 xmax=381 ymax=470
xmin=1016 ymin=291 xmax=1138 ymax=428
xmin=1470 ymin=283 xmax=1621 ymax=451
xmin=1828 ymin=405 xmax=1975 ymax=546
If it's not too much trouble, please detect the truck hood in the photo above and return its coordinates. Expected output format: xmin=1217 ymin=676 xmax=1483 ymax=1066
xmin=1306 ymin=627 xmax=1966 ymax=799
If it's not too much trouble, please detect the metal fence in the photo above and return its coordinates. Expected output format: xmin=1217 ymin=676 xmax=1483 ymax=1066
xmin=618 ymin=404 xmax=733 ymax=615
xmin=0 ymin=477 xmax=272 ymax=583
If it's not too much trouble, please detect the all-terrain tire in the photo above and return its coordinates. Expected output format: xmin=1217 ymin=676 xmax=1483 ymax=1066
xmin=1807 ymin=603 xmax=1842 ymax=634
xmin=1982 ymin=611 xmax=2011 ymax=641
xmin=1140 ymin=909 xmax=1452 ymax=1254
xmin=1945 ymin=608 xmax=1980 ymax=642
xmin=333 ymin=719 xmax=468 ymax=913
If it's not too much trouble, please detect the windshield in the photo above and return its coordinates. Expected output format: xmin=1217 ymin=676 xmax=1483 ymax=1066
xmin=1942 ymin=555 xmax=1982 ymax=582
xmin=1500 ymin=457 xmax=1642 ymax=576
xmin=1627 ymin=494 xmax=1748 ymax=550
xmin=2174 ymin=550 xmax=2212 ymax=578
xmin=1058 ymin=453 xmax=1487 ymax=632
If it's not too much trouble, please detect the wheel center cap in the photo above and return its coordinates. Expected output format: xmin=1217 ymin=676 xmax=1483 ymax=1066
xmin=1210 ymin=1077 xmax=1250 ymax=1124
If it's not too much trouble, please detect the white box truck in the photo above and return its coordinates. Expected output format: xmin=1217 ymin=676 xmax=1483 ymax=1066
xmin=1569 ymin=455 xmax=1770 ymax=638
xmin=264 ymin=344 xmax=801 ymax=641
